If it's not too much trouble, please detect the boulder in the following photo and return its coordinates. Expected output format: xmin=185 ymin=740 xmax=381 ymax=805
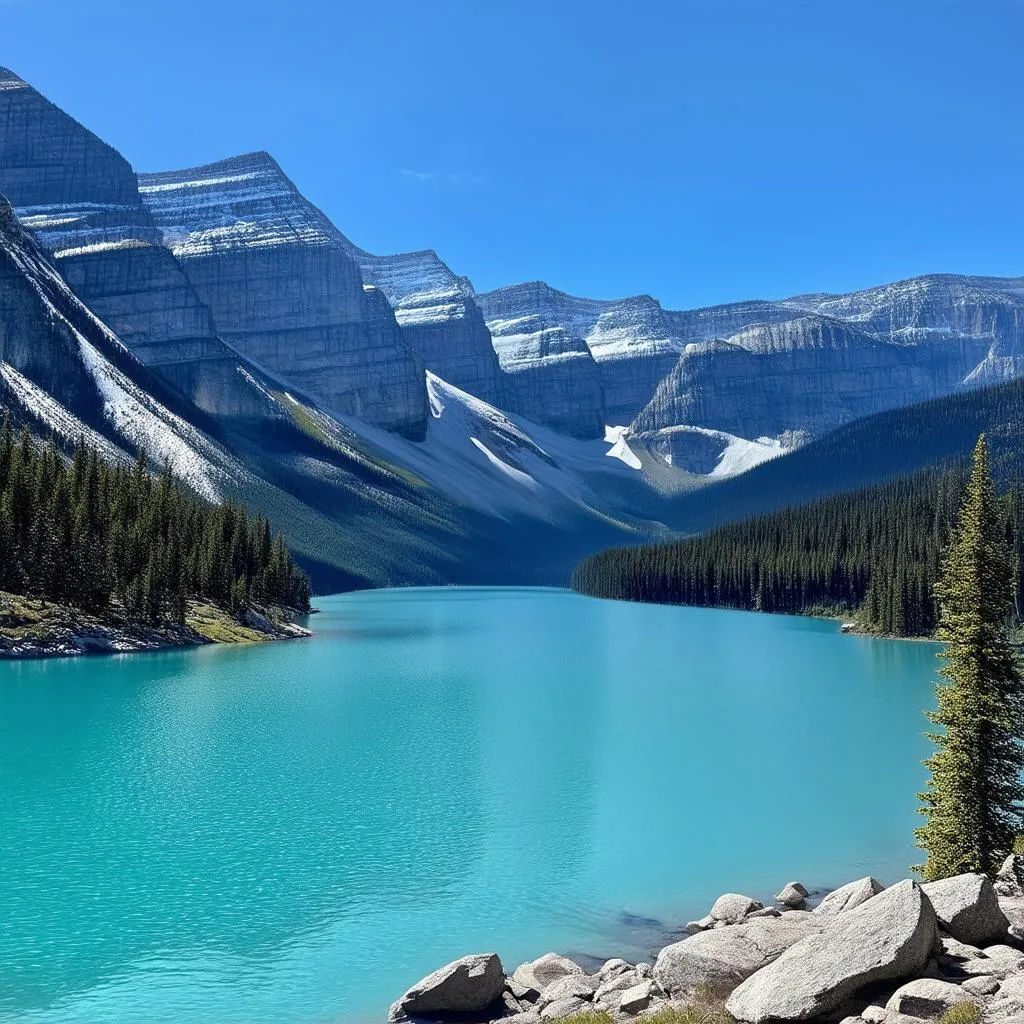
xmin=987 ymin=973 xmax=1024 ymax=1024
xmin=635 ymin=963 xmax=653 ymax=979
xmin=496 ymin=1013 xmax=540 ymax=1024
xmin=726 ymin=880 xmax=938 ymax=1023
xmin=998 ymin=894 xmax=1024 ymax=941
xmin=995 ymin=854 xmax=1024 ymax=897
xmin=512 ymin=954 xmax=584 ymax=995
xmin=506 ymin=979 xmax=539 ymax=1002
xmin=619 ymin=981 xmax=655 ymax=1014
xmin=923 ymin=873 xmax=1009 ymax=947
xmin=597 ymin=958 xmax=632 ymax=978
xmin=710 ymin=893 xmax=763 ymax=923
xmin=593 ymin=972 xmax=640 ymax=1003
xmin=538 ymin=976 xmax=596 ymax=1006
xmin=390 ymin=953 xmax=505 ymax=1021
xmin=539 ymin=996 xmax=587 ymax=1020
xmin=776 ymin=882 xmax=809 ymax=909
xmin=885 ymin=978 xmax=973 ymax=1017
xmin=813 ymin=877 xmax=885 ymax=916
xmin=940 ymin=935 xmax=985 ymax=960
xmin=962 ymin=974 xmax=1001 ymax=996
xmin=655 ymin=914 xmax=818 ymax=994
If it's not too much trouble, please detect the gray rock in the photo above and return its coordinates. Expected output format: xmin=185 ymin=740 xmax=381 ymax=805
xmin=885 ymin=978 xmax=973 ymax=1017
xmin=593 ymin=972 xmax=639 ymax=1003
xmin=940 ymin=935 xmax=985 ymax=960
xmin=390 ymin=953 xmax=504 ymax=1020
xmin=619 ymin=981 xmax=655 ymax=1014
xmin=497 ymin=1013 xmax=541 ymax=1024
xmin=998 ymin=894 xmax=1024 ymax=941
xmin=747 ymin=907 xmax=782 ymax=919
xmin=506 ymin=979 xmax=539 ymax=1002
xmin=860 ymin=1006 xmax=888 ymax=1023
xmin=597 ymin=958 xmax=632 ymax=978
xmin=923 ymin=873 xmax=1009 ymax=947
xmin=634 ymin=963 xmax=653 ymax=980
xmin=540 ymin=996 xmax=588 ymax=1020
xmin=987 ymin=973 xmax=1024 ymax=1023
xmin=538 ymin=976 xmax=596 ymax=1006
xmin=776 ymin=882 xmax=810 ymax=909
xmin=962 ymin=974 xmax=1001 ymax=996
xmin=814 ymin=877 xmax=886 ymax=916
xmin=710 ymin=893 xmax=763 ymax=923
xmin=655 ymin=914 xmax=819 ymax=994
xmin=512 ymin=954 xmax=584 ymax=995
xmin=995 ymin=854 xmax=1024 ymax=897
xmin=725 ymin=880 xmax=939 ymax=1023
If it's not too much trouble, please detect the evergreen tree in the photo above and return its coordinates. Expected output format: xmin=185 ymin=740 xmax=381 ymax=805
xmin=915 ymin=436 xmax=1024 ymax=879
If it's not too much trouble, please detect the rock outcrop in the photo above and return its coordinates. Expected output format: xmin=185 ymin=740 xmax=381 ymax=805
xmin=0 ymin=67 xmax=279 ymax=423
xmin=725 ymin=880 xmax=939 ymax=1022
xmin=476 ymin=283 xmax=607 ymax=438
xmin=923 ymin=873 xmax=1009 ymax=947
xmin=338 ymin=243 xmax=509 ymax=409
xmin=632 ymin=314 xmax=994 ymax=440
xmin=138 ymin=152 xmax=428 ymax=438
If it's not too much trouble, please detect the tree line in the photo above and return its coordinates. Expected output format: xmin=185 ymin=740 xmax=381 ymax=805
xmin=572 ymin=464 xmax=1024 ymax=638
xmin=0 ymin=417 xmax=311 ymax=624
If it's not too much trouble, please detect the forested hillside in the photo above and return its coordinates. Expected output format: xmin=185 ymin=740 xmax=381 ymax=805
xmin=663 ymin=378 xmax=1024 ymax=533
xmin=574 ymin=463 xmax=1024 ymax=637
xmin=0 ymin=418 xmax=310 ymax=625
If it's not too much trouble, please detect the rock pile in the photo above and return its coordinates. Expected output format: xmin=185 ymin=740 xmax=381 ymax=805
xmin=389 ymin=859 xmax=1024 ymax=1023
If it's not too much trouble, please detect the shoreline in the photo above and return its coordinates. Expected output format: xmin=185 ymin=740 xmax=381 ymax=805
xmin=0 ymin=593 xmax=314 ymax=660
xmin=389 ymin=865 xmax=1024 ymax=1024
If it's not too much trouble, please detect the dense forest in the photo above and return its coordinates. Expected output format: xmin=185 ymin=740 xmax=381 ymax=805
xmin=574 ymin=462 xmax=1024 ymax=637
xmin=0 ymin=417 xmax=310 ymax=625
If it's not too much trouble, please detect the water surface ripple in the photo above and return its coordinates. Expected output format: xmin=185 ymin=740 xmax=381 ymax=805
xmin=0 ymin=587 xmax=938 ymax=1024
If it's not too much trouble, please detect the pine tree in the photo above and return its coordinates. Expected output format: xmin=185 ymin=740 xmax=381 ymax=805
xmin=915 ymin=436 xmax=1024 ymax=879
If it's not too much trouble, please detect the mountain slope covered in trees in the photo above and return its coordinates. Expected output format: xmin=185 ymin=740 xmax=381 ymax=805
xmin=659 ymin=377 xmax=1024 ymax=534
xmin=0 ymin=421 xmax=310 ymax=640
xmin=574 ymin=459 xmax=1024 ymax=638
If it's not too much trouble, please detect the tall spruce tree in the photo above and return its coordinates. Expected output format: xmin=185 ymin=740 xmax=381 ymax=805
xmin=916 ymin=436 xmax=1024 ymax=879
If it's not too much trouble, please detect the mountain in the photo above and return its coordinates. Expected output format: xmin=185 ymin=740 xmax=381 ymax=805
xmin=337 ymin=242 xmax=509 ymax=409
xmin=632 ymin=313 xmax=992 ymax=439
xmin=633 ymin=275 xmax=1024 ymax=444
xmin=0 ymin=67 xmax=281 ymax=426
xmin=137 ymin=152 xmax=428 ymax=439
xmin=658 ymin=375 xmax=1024 ymax=535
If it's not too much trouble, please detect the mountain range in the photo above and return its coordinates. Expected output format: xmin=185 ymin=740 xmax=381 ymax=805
xmin=1 ymin=65 xmax=1021 ymax=588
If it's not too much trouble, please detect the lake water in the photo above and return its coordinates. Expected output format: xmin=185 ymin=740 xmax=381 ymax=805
xmin=0 ymin=587 xmax=940 ymax=1024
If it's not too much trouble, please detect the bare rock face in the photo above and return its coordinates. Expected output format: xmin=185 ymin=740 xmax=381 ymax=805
xmin=477 ymin=282 xmax=607 ymax=438
xmin=633 ymin=314 xmax=994 ymax=440
xmin=138 ymin=152 xmax=428 ymax=439
xmin=339 ymin=244 xmax=509 ymax=409
xmin=923 ymin=873 xmax=1009 ymax=948
xmin=635 ymin=275 xmax=1024 ymax=445
xmin=0 ymin=67 xmax=279 ymax=424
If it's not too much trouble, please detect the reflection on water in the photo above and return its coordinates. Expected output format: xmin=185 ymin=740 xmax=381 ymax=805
xmin=0 ymin=589 xmax=938 ymax=1024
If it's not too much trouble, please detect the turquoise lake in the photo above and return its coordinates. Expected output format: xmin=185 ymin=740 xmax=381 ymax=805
xmin=0 ymin=587 xmax=940 ymax=1024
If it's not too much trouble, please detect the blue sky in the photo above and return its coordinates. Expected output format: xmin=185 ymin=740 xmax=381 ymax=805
xmin=4 ymin=0 xmax=1022 ymax=308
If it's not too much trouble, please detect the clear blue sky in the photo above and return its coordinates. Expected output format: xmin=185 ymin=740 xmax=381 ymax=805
xmin=4 ymin=0 xmax=1022 ymax=308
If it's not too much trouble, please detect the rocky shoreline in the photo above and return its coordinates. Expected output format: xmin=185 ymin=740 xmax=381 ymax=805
xmin=0 ymin=596 xmax=312 ymax=659
xmin=389 ymin=860 xmax=1024 ymax=1024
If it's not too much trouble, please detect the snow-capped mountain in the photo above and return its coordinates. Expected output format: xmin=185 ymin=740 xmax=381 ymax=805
xmin=336 ymin=243 xmax=510 ymax=409
xmin=137 ymin=152 xmax=428 ymax=439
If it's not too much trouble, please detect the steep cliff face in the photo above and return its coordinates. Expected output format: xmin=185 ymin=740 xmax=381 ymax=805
xmin=0 ymin=196 xmax=238 ymax=497
xmin=633 ymin=314 xmax=994 ymax=439
xmin=0 ymin=67 xmax=279 ymax=424
xmin=138 ymin=153 xmax=428 ymax=439
xmin=475 ymin=282 xmax=606 ymax=438
xmin=335 ymin=243 xmax=508 ymax=408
